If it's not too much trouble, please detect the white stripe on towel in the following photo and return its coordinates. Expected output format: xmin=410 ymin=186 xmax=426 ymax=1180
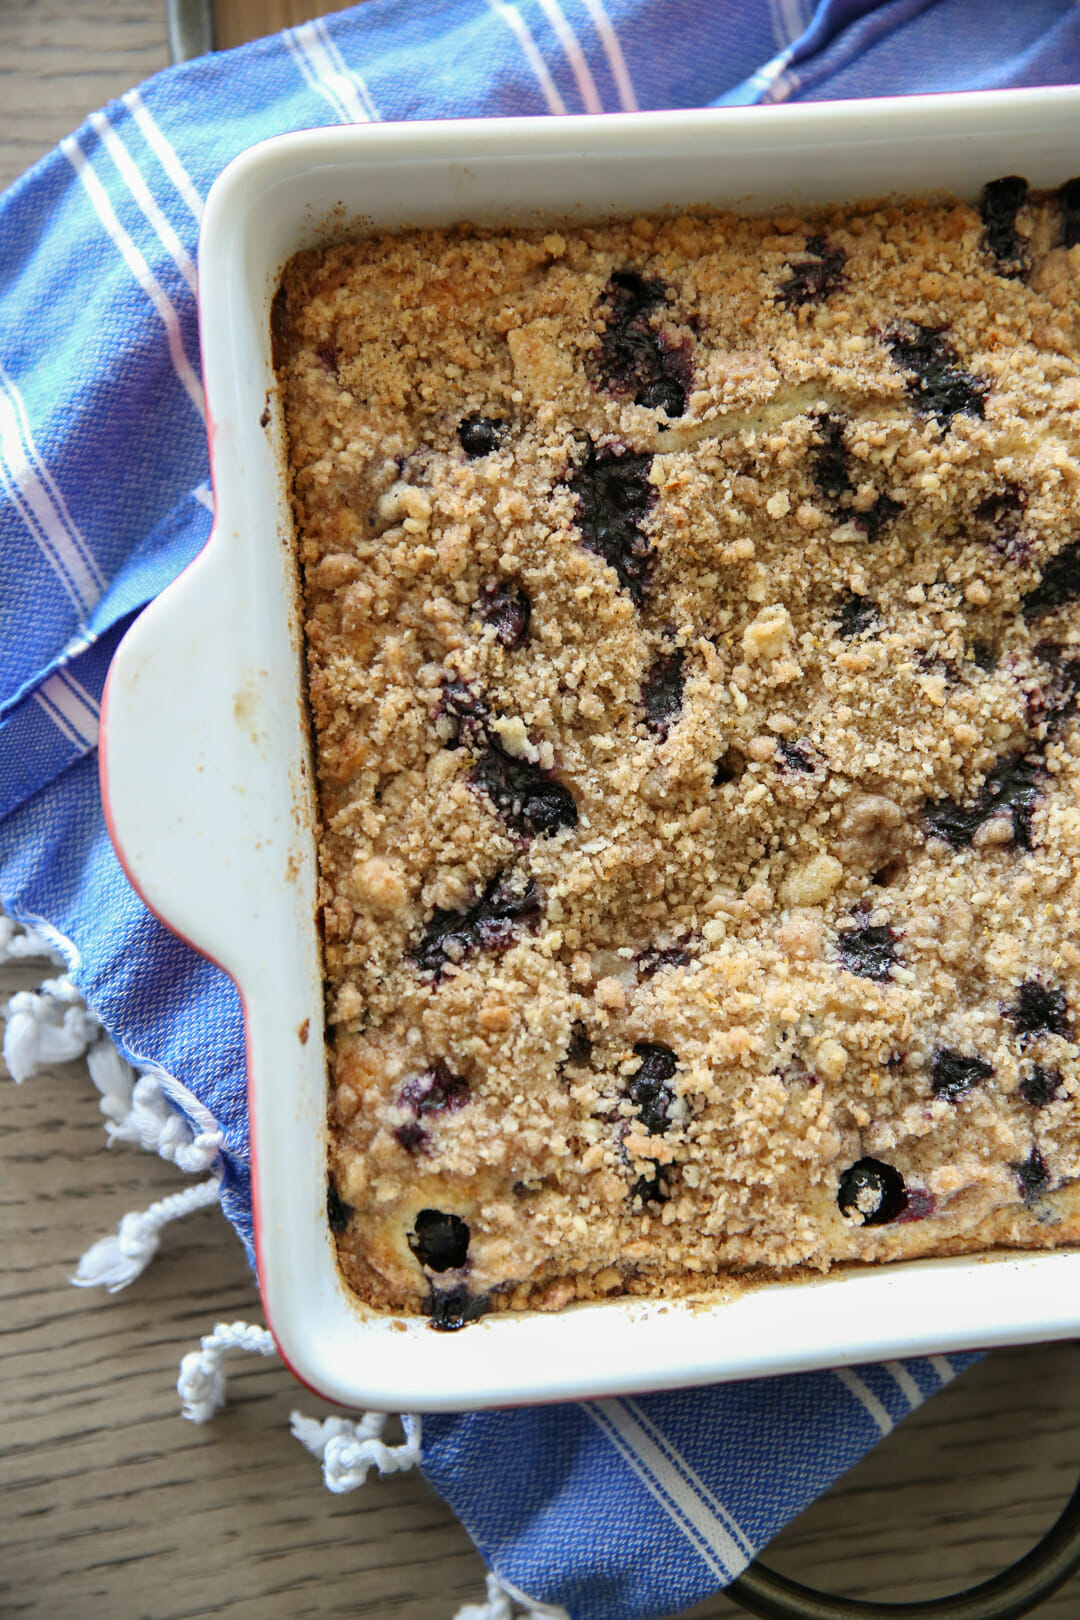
xmin=89 ymin=111 xmax=198 ymax=293
xmin=585 ymin=1398 xmax=752 ymax=1581
xmin=121 ymin=89 xmax=205 ymax=225
xmin=622 ymin=1397 xmax=755 ymax=1559
xmin=311 ymin=18 xmax=380 ymax=121
xmin=834 ymin=1367 xmax=893 ymax=1435
xmin=883 ymin=1360 xmax=924 ymax=1411
xmin=930 ymin=1354 xmax=956 ymax=1384
xmin=778 ymin=0 xmax=808 ymax=42
xmin=285 ymin=21 xmax=374 ymax=124
xmin=0 ymin=363 xmax=105 ymax=598
xmin=56 ymin=667 xmax=101 ymax=722
xmin=34 ymin=671 xmax=99 ymax=748
xmin=61 ymin=135 xmax=206 ymax=421
xmin=283 ymin=28 xmax=350 ymax=123
xmin=0 ymin=362 xmax=104 ymax=616
xmin=579 ymin=0 xmax=638 ymax=110
xmin=33 ymin=688 xmax=87 ymax=750
xmin=0 ymin=454 xmax=90 ymax=619
xmin=534 ymin=0 xmax=604 ymax=111
xmin=485 ymin=0 xmax=568 ymax=114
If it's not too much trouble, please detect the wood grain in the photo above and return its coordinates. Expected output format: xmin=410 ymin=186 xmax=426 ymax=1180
xmin=0 ymin=0 xmax=168 ymax=194
xmin=4 ymin=5 xmax=1080 ymax=1617
xmin=215 ymin=0 xmax=350 ymax=52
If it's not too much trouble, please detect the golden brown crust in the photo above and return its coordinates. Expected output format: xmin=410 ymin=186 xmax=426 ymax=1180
xmin=277 ymin=188 xmax=1080 ymax=1322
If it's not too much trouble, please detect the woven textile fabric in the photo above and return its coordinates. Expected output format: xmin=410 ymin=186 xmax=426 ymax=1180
xmin=1 ymin=4 xmax=1075 ymax=1616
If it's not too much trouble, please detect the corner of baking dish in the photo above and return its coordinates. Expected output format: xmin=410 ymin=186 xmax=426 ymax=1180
xmin=102 ymin=90 xmax=1080 ymax=1411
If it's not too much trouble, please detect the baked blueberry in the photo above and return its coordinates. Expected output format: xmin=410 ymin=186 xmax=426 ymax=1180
xmin=394 ymin=1121 xmax=428 ymax=1153
xmin=437 ymin=681 xmax=578 ymax=838
xmin=399 ymin=1062 xmax=471 ymax=1115
xmin=1022 ymin=540 xmax=1080 ymax=621
xmin=835 ymin=592 xmax=877 ymax=639
xmin=326 ymin=1177 xmax=352 ymax=1234
xmin=837 ymin=922 xmax=897 ymax=982
xmin=972 ymin=483 xmax=1027 ymax=558
xmin=811 ymin=413 xmax=900 ymax=538
xmin=566 ymin=441 xmax=657 ymax=606
xmin=980 ymin=176 xmax=1029 ymax=276
xmin=563 ymin=1021 xmax=593 ymax=1067
xmin=631 ymin=1165 xmax=670 ymax=1208
xmin=1060 ymin=178 xmax=1080 ymax=247
xmin=778 ymin=235 xmax=846 ymax=307
xmin=931 ymin=1049 xmax=994 ymax=1101
xmin=813 ymin=413 xmax=852 ymax=500
xmin=885 ymin=323 xmax=988 ymax=428
xmin=837 ymin=1158 xmax=907 ymax=1225
xmin=459 ymin=415 xmax=505 ymax=457
xmin=410 ymin=872 xmax=542 ymax=976
xmin=1012 ymin=1145 xmax=1050 ymax=1202
xmin=426 ymin=1283 xmax=488 ymax=1331
xmin=589 ymin=270 xmax=690 ymax=418
xmin=408 ymin=1209 xmax=470 ymax=1272
xmin=859 ymin=492 xmax=904 ymax=543
xmin=641 ymin=650 xmax=685 ymax=737
xmin=627 ymin=1042 xmax=678 ymax=1135
xmin=639 ymin=375 xmax=688 ymax=417
xmin=1019 ymin=1064 xmax=1062 ymax=1108
xmin=896 ymin=1188 xmax=936 ymax=1223
xmin=472 ymin=742 xmax=578 ymax=838
xmin=637 ymin=945 xmax=690 ymax=979
xmin=438 ymin=679 xmax=489 ymax=748
xmin=594 ymin=270 xmax=664 ymax=361
xmin=478 ymin=581 xmax=531 ymax=648
xmin=1029 ymin=643 xmax=1080 ymax=734
xmin=777 ymin=739 xmax=815 ymax=773
xmin=1006 ymin=980 xmax=1069 ymax=1041
xmin=922 ymin=754 xmax=1040 ymax=850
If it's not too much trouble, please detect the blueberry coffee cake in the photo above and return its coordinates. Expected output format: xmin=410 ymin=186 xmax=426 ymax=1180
xmin=274 ymin=177 xmax=1080 ymax=1327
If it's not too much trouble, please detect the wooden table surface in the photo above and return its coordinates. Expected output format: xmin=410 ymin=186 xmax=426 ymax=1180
xmin=4 ymin=6 xmax=1080 ymax=1617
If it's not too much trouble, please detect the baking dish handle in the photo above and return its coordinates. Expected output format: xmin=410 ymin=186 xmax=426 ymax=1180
xmin=729 ymin=1463 xmax=1080 ymax=1619
xmin=99 ymin=531 xmax=258 ymax=978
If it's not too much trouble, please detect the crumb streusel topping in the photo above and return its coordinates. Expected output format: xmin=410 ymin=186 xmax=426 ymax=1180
xmin=275 ymin=178 xmax=1080 ymax=1327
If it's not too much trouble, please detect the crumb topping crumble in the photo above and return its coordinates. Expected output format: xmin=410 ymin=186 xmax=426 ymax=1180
xmin=277 ymin=181 xmax=1080 ymax=1324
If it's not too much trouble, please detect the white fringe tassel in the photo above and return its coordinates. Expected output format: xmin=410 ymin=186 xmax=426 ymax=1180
xmin=96 ymin=1058 xmax=223 ymax=1172
xmin=177 ymin=1320 xmax=277 ymax=1422
xmin=1 ymin=914 xmax=227 ymax=1290
xmin=176 ymin=1323 xmax=425 ymax=1499
xmin=178 ymin=1325 xmax=561 ymax=1620
xmin=454 ymin=1574 xmax=572 ymax=1620
xmin=0 ymin=915 xmax=65 ymax=966
xmin=291 ymin=1410 xmax=423 ymax=1494
xmin=3 ymin=975 xmax=102 ymax=1080
xmin=72 ymin=1176 xmax=222 ymax=1292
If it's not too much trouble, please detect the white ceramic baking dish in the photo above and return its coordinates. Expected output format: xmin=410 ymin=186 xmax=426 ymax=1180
xmin=101 ymin=89 xmax=1080 ymax=1413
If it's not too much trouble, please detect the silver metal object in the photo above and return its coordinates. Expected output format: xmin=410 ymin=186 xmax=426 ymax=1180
xmin=167 ymin=0 xmax=215 ymax=62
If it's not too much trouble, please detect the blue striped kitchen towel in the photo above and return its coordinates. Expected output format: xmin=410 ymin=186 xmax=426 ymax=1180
xmin=1 ymin=3 xmax=1074 ymax=1617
